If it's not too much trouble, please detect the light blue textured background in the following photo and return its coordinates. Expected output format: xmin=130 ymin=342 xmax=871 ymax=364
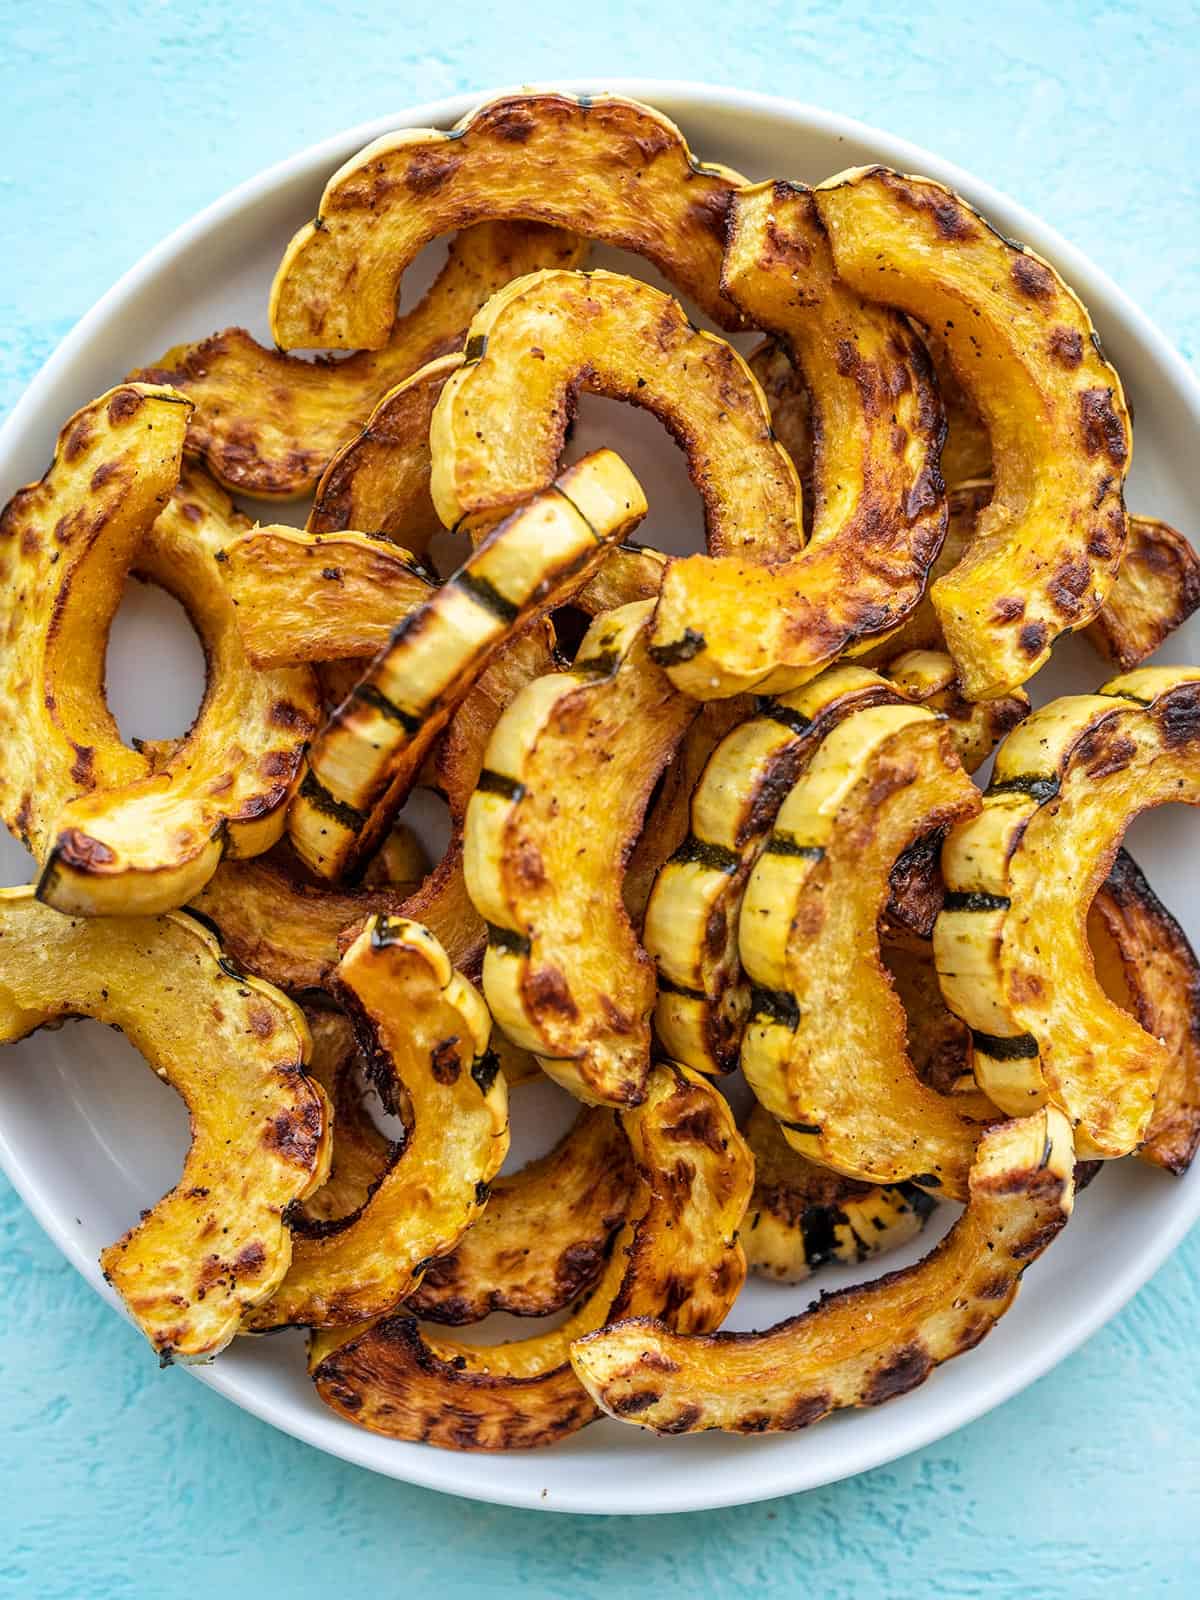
xmin=2 ymin=3 xmax=1198 ymax=1595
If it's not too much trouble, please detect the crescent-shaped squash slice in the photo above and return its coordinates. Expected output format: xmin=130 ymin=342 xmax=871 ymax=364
xmin=408 ymin=1106 xmax=636 ymax=1323
xmin=570 ymin=1106 xmax=1073 ymax=1435
xmin=934 ymin=667 xmax=1200 ymax=1159
xmin=465 ymin=601 xmax=697 ymax=1107
xmin=38 ymin=468 xmax=320 ymax=916
xmin=0 ymin=384 xmax=190 ymax=856
xmin=245 ymin=915 xmax=508 ymax=1330
xmin=288 ymin=448 xmax=647 ymax=880
xmin=309 ymin=1061 xmax=752 ymax=1451
xmin=429 ymin=268 xmax=802 ymax=555
xmin=132 ymin=223 xmax=585 ymax=501
xmin=648 ymin=181 xmax=946 ymax=698
xmin=1085 ymin=516 xmax=1200 ymax=671
xmin=739 ymin=704 xmax=993 ymax=1198
xmin=646 ymin=657 xmax=1021 ymax=1078
xmin=270 ymin=91 xmax=747 ymax=349
xmin=0 ymin=890 xmax=329 ymax=1362
xmin=1088 ymin=852 xmax=1200 ymax=1176
xmin=813 ymin=167 xmax=1131 ymax=700
xmin=743 ymin=1104 xmax=938 ymax=1284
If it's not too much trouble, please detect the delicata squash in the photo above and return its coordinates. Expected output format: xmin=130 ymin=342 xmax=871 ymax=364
xmin=813 ymin=166 xmax=1131 ymax=700
xmin=39 ymin=468 xmax=319 ymax=916
xmin=288 ymin=448 xmax=647 ymax=880
xmin=465 ymin=601 xmax=697 ymax=1107
xmin=134 ymin=222 xmax=584 ymax=501
xmin=429 ymin=268 xmax=803 ymax=557
xmin=935 ymin=666 xmax=1200 ymax=1159
xmin=570 ymin=1106 xmax=1074 ymax=1435
xmin=309 ymin=1062 xmax=752 ymax=1451
xmin=270 ymin=91 xmax=748 ymax=350
xmin=648 ymin=182 xmax=946 ymax=698
xmin=246 ymin=916 xmax=507 ymax=1330
xmin=739 ymin=703 xmax=994 ymax=1198
xmin=742 ymin=1104 xmax=937 ymax=1285
xmin=0 ymin=384 xmax=191 ymax=857
xmin=0 ymin=891 xmax=329 ymax=1361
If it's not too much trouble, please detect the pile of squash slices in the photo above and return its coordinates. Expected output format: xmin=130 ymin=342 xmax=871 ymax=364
xmin=3 ymin=90 xmax=1199 ymax=1454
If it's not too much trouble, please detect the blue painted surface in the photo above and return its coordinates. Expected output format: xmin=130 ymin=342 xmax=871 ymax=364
xmin=1 ymin=2 xmax=1199 ymax=1594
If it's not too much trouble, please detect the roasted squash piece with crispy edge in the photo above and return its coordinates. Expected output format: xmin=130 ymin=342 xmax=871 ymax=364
xmin=645 ymin=657 xmax=1019 ymax=1078
xmin=245 ymin=916 xmax=507 ymax=1330
xmin=466 ymin=602 xmax=697 ymax=1107
xmin=1088 ymin=852 xmax=1200 ymax=1176
xmin=814 ymin=167 xmax=1131 ymax=699
xmin=133 ymin=223 xmax=585 ymax=501
xmin=429 ymin=268 xmax=802 ymax=556
xmin=38 ymin=469 xmax=320 ymax=917
xmin=289 ymin=449 xmax=648 ymax=880
xmin=309 ymin=1062 xmax=752 ymax=1451
xmin=271 ymin=91 xmax=748 ymax=350
xmin=0 ymin=384 xmax=190 ymax=857
xmin=409 ymin=1106 xmax=636 ymax=1323
xmin=743 ymin=1104 xmax=937 ymax=1284
xmin=294 ymin=1008 xmax=391 ymax=1227
xmin=0 ymin=890 xmax=329 ymax=1361
xmin=1085 ymin=516 xmax=1200 ymax=671
xmin=740 ymin=704 xmax=994 ymax=1198
xmin=883 ymin=933 xmax=973 ymax=1096
xmin=648 ymin=183 xmax=946 ymax=699
xmin=935 ymin=667 xmax=1200 ymax=1159
xmin=571 ymin=1106 xmax=1073 ymax=1435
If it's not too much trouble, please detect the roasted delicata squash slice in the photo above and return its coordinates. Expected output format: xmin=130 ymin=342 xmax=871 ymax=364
xmin=743 ymin=1105 xmax=937 ymax=1284
xmin=246 ymin=916 xmax=507 ymax=1330
xmin=648 ymin=182 xmax=946 ymax=698
xmin=271 ymin=91 xmax=748 ymax=350
xmin=935 ymin=667 xmax=1200 ymax=1159
xmin=289 ymin=449 xmax=647 ymax=880
xmin=0 ymin=384 xmax=190 ymax=856
xmin=813 ymin=167 xmax=1131 ymax=700
xmin=465 ymin=602 xmax=697 ymax=1106
xmin=309 ymin=1062 xmax=752 ymax=1451
xmin=646 ymin=656 xmax=1016 ymax=1078
xmin=294 ymin=1008 xmax=391 ymax=1228
xmin=740 ymin=703 xmax=994 ymax=1198
xmin=39 ymin=468 xmax=320 ymax=916
xmin=408 ymin=1106 xmax=636 ymax=1323
xmin=571 ymin=1106 xmax=1073 ymax=1435
xmin=134 ymin=223 xmax=584 ymax=501
xmin=1088 ymin=852 xmax=1200 ymax=1176
xmin=429 ymin=268 xmax=802 ymax=556
xmin=0 ymin=890 xmax=328 ymax=1361
xmin=883 ymin=933 xmax=973 ymax=1095
xmin=1085 ymin=516 xmax=1200 ymax=671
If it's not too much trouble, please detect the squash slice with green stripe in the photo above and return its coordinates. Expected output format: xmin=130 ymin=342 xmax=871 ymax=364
xmin=287 ymin=447 xmax=647 ymax=881
xmin=934 ymin=666 xmax=1200 ymax=1159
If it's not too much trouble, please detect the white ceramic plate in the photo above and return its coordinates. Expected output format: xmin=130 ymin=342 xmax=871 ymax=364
xmin=2 ymin=80 xmax=1198 ymax=1517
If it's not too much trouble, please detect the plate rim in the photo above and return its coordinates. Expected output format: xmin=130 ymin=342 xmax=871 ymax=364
xmin=2 ymin=76 xmax=1198 ymax=1516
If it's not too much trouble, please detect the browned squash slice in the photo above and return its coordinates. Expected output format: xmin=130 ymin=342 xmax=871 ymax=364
xmin=570 ymin=1107 xmax=1073 ymax=1435
xmin=408 ymin=1107 xmax=636 ymax=1323
xmin=934 ymin=667 xmax=1200 ymax=1159
xmin=1088 ymin=852 xmax=1200 ymax=1176
xmin=465 ymin=602 xmax=697 ymax=1107
xmin=270 ymin=91 xmax=748 ymax=350
xmin=0 ymin=890 xmax=329 ymax=1361
xmin=881 ymin=649 xmax=1028 ymax=772
xmin=245 ymin=916 xmax=507 ymax=1330
xmin=361 ymin=821 xmax=431 ymax=889
xmin=430 ymin=267 xmax=802 ymax=557
xmin=648 ymin=182 xmax=946 ymax=698
xmin=1085 ymin=516 xmax=1200 ymax=671
xmin=294 ymin=1009 xmax=391 ymax=1228
xmin=883 ymin=933 xmax=973 ymax=1096
xmin=289 ymin=449 xmax=647 ymax=881
xmin=740 ymin=704 xmax=993 ymax=1198
xmin=0 ymin=384 xmax=190 ymax=857
xmin=133 ymin=224 xmax=584 ymax=501
xmin=309 ymin=1062 xmax=752 ymax=1451
xmin=38 ymin=468 xmax=320 ymax=916
xmin=743 ymin=1104 xmax=938 ymax=1284
xmin=814 ymin=166 xmax=1131 ymax=699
